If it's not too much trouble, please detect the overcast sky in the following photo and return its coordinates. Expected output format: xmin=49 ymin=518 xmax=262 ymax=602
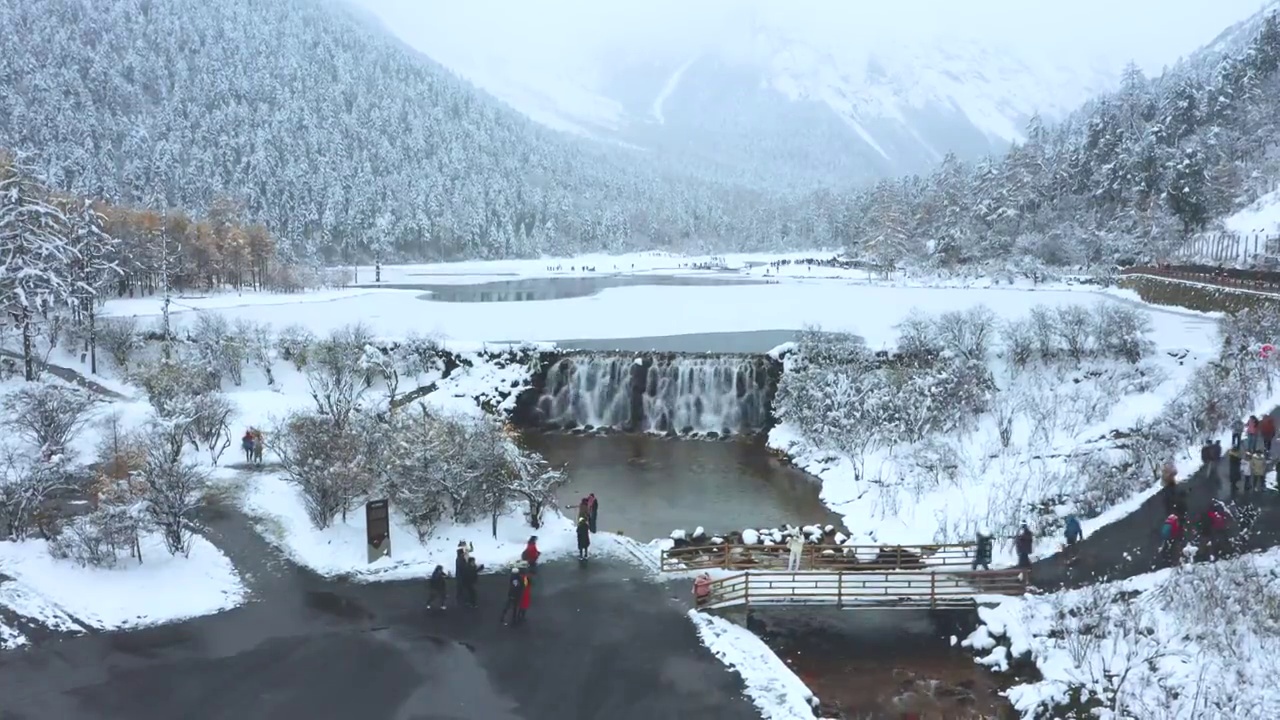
xmin=359 ymin=0 xmax=1269 ymax=77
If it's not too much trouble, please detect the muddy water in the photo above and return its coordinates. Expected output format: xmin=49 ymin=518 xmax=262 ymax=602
xmin=520 ymin=433 xmax=844 ymax=541
xmin=757 ymin=611 xmax=1014 ymax=719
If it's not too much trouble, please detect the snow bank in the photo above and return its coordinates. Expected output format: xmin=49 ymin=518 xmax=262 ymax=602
xmin=0 ymin=533 xmax=246 ymax=631
xmin=966 ymin=549 xmax=1280 ymax=718
xmin=687 ymin=610 xmax=822 ymax=720
xmin=769 ymin=349 xmax=1210 ymax=564
xmin=240 ymin=474 xmax=577 ymax=581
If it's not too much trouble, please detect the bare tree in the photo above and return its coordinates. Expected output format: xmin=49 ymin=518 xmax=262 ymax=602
xmin=275 ymin=324 xmax=315 ymax=371
xmin=1001 ymin=317 xmax=1036 ymax=369
xmin=506 ymin=453 xmax=568 ymax=529
xmin=1055 ymin=305 xmax=1094 ymax=363
xmin=304 ymin=324 xmax=374 ymax=430
xmin=98 ymin=316 xmax=145 ymax=371
xmin=3 ymin=380 xmax=97 ymax=457
xmin=241 ymin=320 xmax=276 ymax=385
xmin=0 ymin=450 xmax=75 ymax=539
xmin=139 ymin=434 xmax=209 ymax=556
xmin=184 ymin=392 xmax=235 ymax=465
xmin=270 ymin=411 xmax=372 ymax=529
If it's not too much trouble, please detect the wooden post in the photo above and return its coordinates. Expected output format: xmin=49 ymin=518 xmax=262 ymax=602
xmin=743 ymin=574 xmax=750 ymax=608
xmin=837 ymin=572 xmax=843 ymax=610
xmin=930 ymin=573 xmax=937 ymax=610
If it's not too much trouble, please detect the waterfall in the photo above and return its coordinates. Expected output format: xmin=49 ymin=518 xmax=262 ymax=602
xmin=532 ymin=354 xmax=774 ymax=434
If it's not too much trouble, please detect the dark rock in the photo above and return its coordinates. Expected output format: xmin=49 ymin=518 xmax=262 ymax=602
xmin=680 ymin=425 xmax=694 ymax=435
xmin=705 ymin=431 xmax=720 ymax=440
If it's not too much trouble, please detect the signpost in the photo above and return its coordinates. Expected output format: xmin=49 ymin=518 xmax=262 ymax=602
xmin=366 ymin=499 xmax=391 ymax=564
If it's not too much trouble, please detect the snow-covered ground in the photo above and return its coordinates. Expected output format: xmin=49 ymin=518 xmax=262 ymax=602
xmin=9 ymin=249 xmax=1242 ymax=715
xmin=0 ymin=534 xmax=245 ymax=634
xmin=965 ymin=548 xmax=1280 ymax=718
xmin=239 ymin=472 xmax=577 ymax=581
xmin=688 ymin=610 xmax=826 ymax=720
xmin=1193 ymin=188 xmax=1280 ymax=265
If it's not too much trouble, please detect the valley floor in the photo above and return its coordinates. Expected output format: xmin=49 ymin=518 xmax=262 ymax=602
xmin=2 ymin=249 xmax=1274 ymax=719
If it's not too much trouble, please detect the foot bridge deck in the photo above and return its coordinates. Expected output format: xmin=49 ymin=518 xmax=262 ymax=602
xmin=697 ymin=569 xmax=1027 ymax=611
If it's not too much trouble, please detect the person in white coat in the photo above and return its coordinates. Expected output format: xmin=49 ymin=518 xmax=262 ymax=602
xmin=786 ymin=533 xmax=806 ymax=571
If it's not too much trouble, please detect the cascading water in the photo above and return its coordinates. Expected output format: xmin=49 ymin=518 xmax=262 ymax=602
xmin=533 ymin=354 xmax=774 ymax=434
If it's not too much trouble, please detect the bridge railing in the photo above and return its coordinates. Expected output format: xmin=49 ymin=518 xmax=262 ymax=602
xmin=661 ymin=542 xmax=977 ymax=573
xmin=699 ymin=569 xmax=1026 ymax=611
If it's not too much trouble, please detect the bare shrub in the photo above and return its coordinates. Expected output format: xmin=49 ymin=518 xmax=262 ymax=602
xmin=305 ymin=324 xmax=375 ymax=430
xmin=241 ymin=320 xmax=276 ymax=385
xmin=2 ymin=380 xmax=97 ymax=456
xmin=935 ymin=305 xmax=997 ymax=362
xmin=1055 ymin=305 xmax=1094 ymax=362
xmin=1001 ymin=317 xmax=1036 ymax=369
xmin=0 ymin=453 xmax=75 ymax=539
xmin=138 ymin=431 xmax=209 ymax=556
xmin=1093 ymin=304 xmax=1154 ymax=362
xmin=129 ymin=352 xmax=219 ymax=417
xmin=894 ymin=310 xmax=940 ymax=361
xmin=276 ymin=324 xmax=316 ymax=371
xmin=1028 ymin=306 xmax=1058 ymax=359
xmin=97 ymin=316 xmax=145 ymax=370
xmin=270 ymin=411 xmax=374 ymax=529
xmin=182 ymin=392 xmax=235 ymax=465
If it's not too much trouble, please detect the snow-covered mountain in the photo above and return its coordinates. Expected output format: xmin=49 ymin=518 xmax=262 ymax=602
xmin=363 ymin=7 xmax=1121 ymax=187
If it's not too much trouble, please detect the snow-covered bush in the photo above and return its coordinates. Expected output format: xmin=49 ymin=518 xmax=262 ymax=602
xmin=137 ymin=430 xmax=208 ymax=556
xmin=129 ymin=351 xmax=219 ymax=417
xmin=0 ymin=452 xmax=75 ymax=540
xmin=270 ymin=410 xmax=374 ymax=529
xmin=275 ymin=324 xmax=316 ymax=370
xmin=2 ymin=380 xmax=97 ymax=457
xmin=238 ymin=319 xmax=277 ymax=385
xmin=97 ymin=316 xmax=145 ymax=370
xmin=305 ymin=323 xmax=375 ymax=430
xmin=187 ymin=313 xmax=245 ymax=386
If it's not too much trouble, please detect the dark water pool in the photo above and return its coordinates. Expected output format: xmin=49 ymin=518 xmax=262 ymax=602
xmin=758 ymin=611 xmax=1015 ymax=719
xmin=359 ymin=274 xmax=762 ymax=303
xmin=521 ymin=433 xmax=843 ymax=541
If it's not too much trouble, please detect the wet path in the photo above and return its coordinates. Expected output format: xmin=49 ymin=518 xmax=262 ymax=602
xmin=1032 ymin=407 xmax=1280 ymax=591
xmin=0 ymin=501 xmax=759 ymax=720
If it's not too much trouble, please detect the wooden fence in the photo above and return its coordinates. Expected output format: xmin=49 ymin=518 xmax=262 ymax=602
xmin=698 ymin=569 xmax=1027 ymax=611
xmin=1176 ymin=233 xmax=1280 ymax=266
xmin=661 ymin=542 xmax=979 ymax=573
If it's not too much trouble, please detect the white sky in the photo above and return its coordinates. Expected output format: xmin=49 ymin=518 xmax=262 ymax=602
xmin=358 ymin=0 xmax=1269 ymax=76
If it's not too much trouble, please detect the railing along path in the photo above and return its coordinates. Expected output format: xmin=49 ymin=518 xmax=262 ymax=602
xmin=696 ymin=569 xmax=1026 ymax=611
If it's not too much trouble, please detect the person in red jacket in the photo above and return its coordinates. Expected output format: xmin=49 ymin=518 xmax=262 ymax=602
xmin=521 ymin=536 xmax=540 ymax=573
xmin=1259 ymin=414 xmax=1276 ymax=453
xmin=1161 ymin=514 xmax=1184 ymax=566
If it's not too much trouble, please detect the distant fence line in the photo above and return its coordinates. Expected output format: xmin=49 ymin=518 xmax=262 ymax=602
xmin=1176 ymin=233 xmax=1280 ymax=266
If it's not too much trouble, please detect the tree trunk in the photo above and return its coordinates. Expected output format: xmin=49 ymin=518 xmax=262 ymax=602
xmin=21 ymin=308 xmax=34 ymax=382
xmin=88 ymin=302 xmax=98 ymax=375
xmin=491 ymin=507 xmax=499 ymax=539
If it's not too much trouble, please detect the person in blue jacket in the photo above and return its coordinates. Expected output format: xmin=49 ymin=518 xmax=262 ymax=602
xmin=1063 ymin=515 xmax=1083 ymax=564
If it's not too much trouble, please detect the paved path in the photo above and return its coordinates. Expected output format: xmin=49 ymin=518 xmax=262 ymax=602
xmin=1031 ymin=407 xmax=1280 ymax=591
xmin=0 ymin=351 xmax=127 ymax=400
xmin=0 ymin=501 xmax=760 ymax=720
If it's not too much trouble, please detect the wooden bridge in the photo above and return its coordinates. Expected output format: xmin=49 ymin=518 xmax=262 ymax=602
xmin=696 ymin=569 xmax=1027 ymax=611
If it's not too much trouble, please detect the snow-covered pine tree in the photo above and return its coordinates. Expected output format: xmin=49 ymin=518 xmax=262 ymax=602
xmin=0 ymin=158 xmax=75 ymax=381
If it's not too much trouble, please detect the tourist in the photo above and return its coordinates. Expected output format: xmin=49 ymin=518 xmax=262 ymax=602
xmin=1014 ymin=524 xmax=1033 ymax=570
xmin=251 ymin=428 xmax=265 ymax=463
xmin=463 ymin=556 xmax=482 ymax=607
xmin=500 ymin=567 xmax=524 ymax=625
xmin=521 ymin=535 xmax=540 ymax=572
xmin=1261 ymin=413 xmax=1276 ymax=453
xmin=569 ymin=498 xmax=590 ymax=524
xmin=517 ymin=568 xmax=533 ymax=623
xmin=454 ymin=546 xmax=469 ymax=607
xmin=1231 ymin=417 xmax=1245 ymax=448
xmin=693 ymin=573 xmax=712 ymax=606
xmin=1249 ymin=451 xmax=1268 ymax=492
xmin=1063 ymin=514 xmax=1083 ymax=548
xmin=786 ymin=532 xmax=806 ymax=571
xmin=1228 ymin=443 xmax=1243 ymax=493
xmin=576 ymin=516 xmax=591 ymax=560
xmin=1246 ymin=415 xmax=1259 ymax=452
xmin=241 ymin=429 xmax=255 ymax=463
xmin=427 ymin=565 xmax=448 ymax=610
xmin=972 ymin=528 xmax=993 ymax=571
xmin=1161 ymin=513 xmax=1184 ymax=566
xmin=587 ymin=493 xmax=598 ymax=533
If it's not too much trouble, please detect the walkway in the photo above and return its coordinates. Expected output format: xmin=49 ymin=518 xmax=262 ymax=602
xmin=1032 ymin=407 xmax=1280 ymax=591
xmin=0 ymin=501 xmax=762 ymax=720
xmin=1119 ymin=265 xmax=1280 ymax=295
